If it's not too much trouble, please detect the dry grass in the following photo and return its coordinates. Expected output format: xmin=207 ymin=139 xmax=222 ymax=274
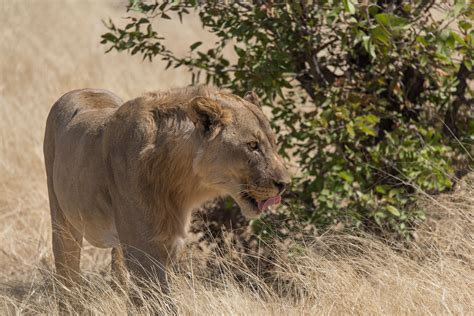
xmin=0 ymin=1 xmax=473 ymax=315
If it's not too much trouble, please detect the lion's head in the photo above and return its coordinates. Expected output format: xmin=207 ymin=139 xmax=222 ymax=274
xmin=185 ymin=90 xmax=291 ymax=219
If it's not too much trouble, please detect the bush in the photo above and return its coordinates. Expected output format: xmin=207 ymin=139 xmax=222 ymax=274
xmin=101 ymin=1 xmax=473 ymax=237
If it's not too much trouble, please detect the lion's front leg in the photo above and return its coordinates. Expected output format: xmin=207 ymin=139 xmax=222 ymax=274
xmin=119 ymin=238 xmax=187 ymax=316
xmin=111 ymin=247 xmax=128 ymax=291
xmin=114 ymin=221 xmax=176 ymax=297
xmin=113 ymin=204 xmax=186 ymax=313
xmin=121 ymin=242 xmax=170 ymax=294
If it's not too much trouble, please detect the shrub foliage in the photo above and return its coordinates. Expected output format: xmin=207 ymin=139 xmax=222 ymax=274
xmin=102 ymin=1 xmax=473 ymax=237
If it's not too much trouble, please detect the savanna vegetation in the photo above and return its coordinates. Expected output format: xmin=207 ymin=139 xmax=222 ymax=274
xmin=102 ymin=0 xmax=473 ymax=237
xmin=0 ymin=1 xmax=473 ymax=315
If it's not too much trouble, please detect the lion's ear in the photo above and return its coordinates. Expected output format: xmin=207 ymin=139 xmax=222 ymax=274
xmin=186 ymin=96 xmax=231 ymax=140
xmin=244 ymin=91 xmax=262 ymax=109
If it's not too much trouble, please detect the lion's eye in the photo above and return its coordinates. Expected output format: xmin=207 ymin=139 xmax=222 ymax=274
xmin=247 ymin=141 xmax=259 ymax=151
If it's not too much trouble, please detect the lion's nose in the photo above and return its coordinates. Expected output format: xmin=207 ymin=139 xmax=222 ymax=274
xmin=273 ymin=180 xmax=289 ymax=194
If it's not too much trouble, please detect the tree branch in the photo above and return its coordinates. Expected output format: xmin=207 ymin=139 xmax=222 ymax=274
xmin=443 ymin=62 xmax=472 ymax=137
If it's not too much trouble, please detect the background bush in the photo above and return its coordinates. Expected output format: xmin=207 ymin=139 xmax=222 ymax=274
xmin=102 ymin=0 xmax=473 ymax=238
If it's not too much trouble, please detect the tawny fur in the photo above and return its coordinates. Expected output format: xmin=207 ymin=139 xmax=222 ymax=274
xmin=44 ymin=85 xmax=290 ymax=293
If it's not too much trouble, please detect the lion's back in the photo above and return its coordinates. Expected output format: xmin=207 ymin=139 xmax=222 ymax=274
xmin=45 ymin=89 xmax=122 ymax=133
xmin=43 ymin=89 xmax=124 ymax=247
xmin=44 ymin=89 xmax=122 ymax=174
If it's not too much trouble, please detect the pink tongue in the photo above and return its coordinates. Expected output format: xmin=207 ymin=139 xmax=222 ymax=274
xmin=257 ymin=195 xmax=282 ymax=212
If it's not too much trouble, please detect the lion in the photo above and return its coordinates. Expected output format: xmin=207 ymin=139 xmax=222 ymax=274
xmin=43 ymin=85 xmax=290 ymax=295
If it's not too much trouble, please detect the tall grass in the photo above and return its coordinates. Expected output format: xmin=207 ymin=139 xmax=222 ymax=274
xmin=2 ymin=182 xmax=473 ymax=314
xmin=0 ymin=1 xmax=473 ymax=315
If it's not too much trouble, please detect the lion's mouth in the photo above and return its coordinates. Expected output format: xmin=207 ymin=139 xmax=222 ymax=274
xmin=241 ymin=193 xmax=282 ymax=213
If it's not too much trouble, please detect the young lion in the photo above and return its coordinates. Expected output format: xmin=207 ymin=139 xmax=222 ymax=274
xmin=43 ymin=85 xmax=290 ymax=295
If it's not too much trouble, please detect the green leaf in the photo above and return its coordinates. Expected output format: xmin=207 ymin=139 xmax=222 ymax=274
xmin=346 ymin=123 xmax=356 ymax=138
xmin=375 ymin=185 xmax=386 ymax=194
xmin=362 ymin=36 xmax=376 ymax=59
xmin=464 ymin=59 xmax=472 ymax=71
xmin=459 ymin=20 xmax=472 ymax=31
xmin=342 ymin=0 xmax=356 ymax=15
xmin=370 ymin=26 xmax=391 ymax=46
xmin=416 ymin=35 xmax=428 ymax=46
xmin=451 ymin=32 xmax=467 ymax=47
xmin=338 ymin=171 xmax=354 ymax=183
xmin=365 ymin=114 xmax=380 ymax=124
xmin=355 ymin=115 xmax=379 ymax=136
xmin=128 ymin=0 xmax=143 ymax=12
xmin=402 ymin=3 xmax=412 ymax=13
xmin=234 ymin=45 xmax=245 ymax=57
xmin=358 ymin=124 xmax=377 ymax=136
xmin=190 ymin=41 xmax=203 ymax=51
xmin=101 ymin=33 xmax=117 ymax=42
xmin=386 ymin=205 xmax=401 ymax=217
xmin=375 ymin=13 xmax=409 ymax=30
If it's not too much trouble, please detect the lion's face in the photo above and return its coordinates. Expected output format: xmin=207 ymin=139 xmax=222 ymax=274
xmin=188 ymin=92 xmax=290 ymax=219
